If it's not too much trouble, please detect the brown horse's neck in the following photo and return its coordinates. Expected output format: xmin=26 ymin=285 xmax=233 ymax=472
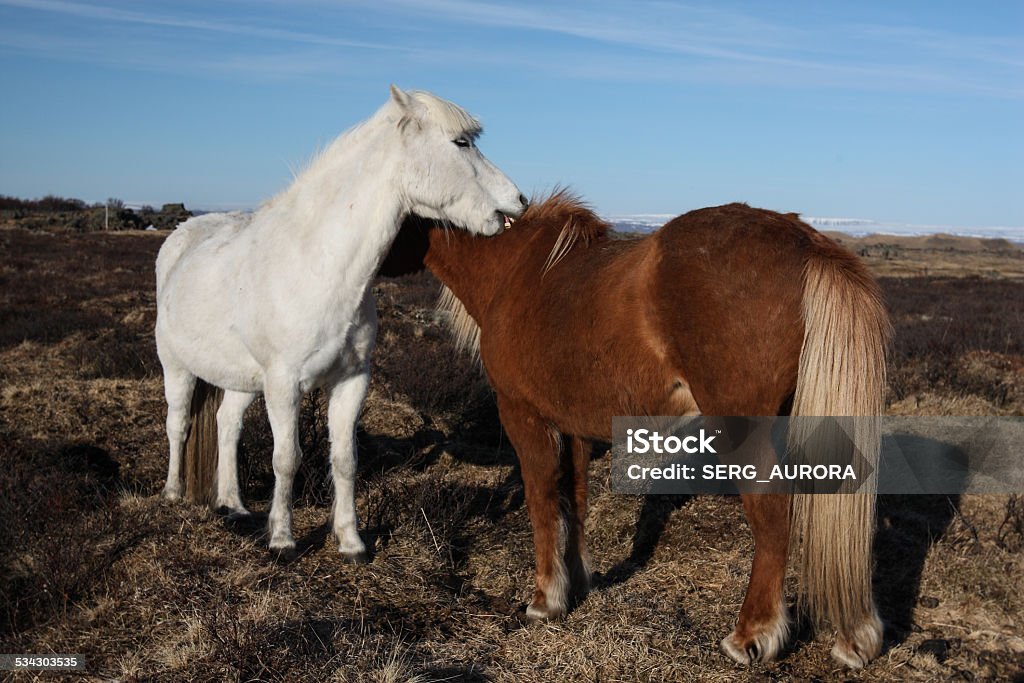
xmin=421 ymin=192 xmax=610 ymax=321
xmin=423 ymin=225 xmax=532 ymax=321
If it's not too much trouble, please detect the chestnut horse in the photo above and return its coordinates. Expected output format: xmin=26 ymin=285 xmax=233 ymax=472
xmin=382 ymin=192 xmax=890 ymax=668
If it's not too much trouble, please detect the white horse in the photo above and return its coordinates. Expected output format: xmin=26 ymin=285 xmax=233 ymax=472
xmin=155 ymin=85 xmax=527 ymax=560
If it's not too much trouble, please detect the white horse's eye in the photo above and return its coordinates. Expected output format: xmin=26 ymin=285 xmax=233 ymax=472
xmin=453 ymin=137 xmax=471 ymax=148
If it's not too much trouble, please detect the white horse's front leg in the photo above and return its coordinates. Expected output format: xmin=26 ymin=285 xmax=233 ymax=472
xmin=264 ymin=377 xmax=302 ymax=555
xmin=215 ymin=389 xmax=256 ymax=517
xmin=327 ymin=371 xmax=371 ymax=563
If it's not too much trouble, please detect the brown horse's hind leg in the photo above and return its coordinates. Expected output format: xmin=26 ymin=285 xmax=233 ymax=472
xmin=497 ymin=394 xmax=571 ymax=620
xmin=720 ymin=493 xmax=792 ymax=665
xmin=566 ymin=437 xmax=593 ymax=598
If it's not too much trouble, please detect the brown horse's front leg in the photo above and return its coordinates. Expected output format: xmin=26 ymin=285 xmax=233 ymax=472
xmin=496 ymin=394 xmax=571 ymax=620
xmin=721 ymin=493 xmax=792 ymax=665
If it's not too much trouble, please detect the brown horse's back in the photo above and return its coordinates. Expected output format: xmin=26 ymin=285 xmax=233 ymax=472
xmin=479 ymin=203 xmax=826 ymax=435
xmin=648 ymin=203 xmax=815 ymax=415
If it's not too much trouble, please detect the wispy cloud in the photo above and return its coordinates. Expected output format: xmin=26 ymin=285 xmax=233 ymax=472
xmin=0 ymin=26 xmax=369 ymax=81
xmin=366 ymin=0 xmax=808 ymax=64
xmin=0 ymin=0 xmax=412 ymax=52
xmin=0 ymin=0 xmax=425 ymax=82
xmin=1 ymin=0 xmax=1021 ymax=98
xmin=357 ymin=0 xmax=1024 ymax=98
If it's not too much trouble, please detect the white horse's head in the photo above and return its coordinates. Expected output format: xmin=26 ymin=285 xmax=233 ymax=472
xmin=388 ymin=85 xmax=527 ymax=237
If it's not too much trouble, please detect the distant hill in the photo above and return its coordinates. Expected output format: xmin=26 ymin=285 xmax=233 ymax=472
xmin=0 ymin=195 xmax=192 ymax=232
xmin=609 ymin=212 xmax=1024 ymax=245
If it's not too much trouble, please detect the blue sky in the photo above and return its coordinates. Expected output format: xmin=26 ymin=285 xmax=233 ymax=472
xmin=0 ymin=0 xmax=1021 ymax=226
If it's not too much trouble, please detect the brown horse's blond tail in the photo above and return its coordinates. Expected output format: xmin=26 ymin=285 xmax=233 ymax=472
xmin=789 ymin=252 xmax=891 ymax=638
xmin=184 ymin=379 xmax=223 ymax=507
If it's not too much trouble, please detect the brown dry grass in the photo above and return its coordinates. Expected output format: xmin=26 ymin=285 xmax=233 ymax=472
xmin=0 ymin=225 xmax=1021 ymax=681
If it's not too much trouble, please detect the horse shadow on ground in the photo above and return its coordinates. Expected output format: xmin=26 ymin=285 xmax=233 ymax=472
xmin=349 ymin=399 xmax=530 ymax=555
xmin=59 ymin=443 xmax=123 ymax=486
xmin=874 ymin=493 xmax=960 ymax=645
xmin=874 ymin=432 xmax=969 ymax=649
xmin=597 ymin=493 xmax=694 ymax=589
xmin=217 ymin=397 xmax=526 ymax=564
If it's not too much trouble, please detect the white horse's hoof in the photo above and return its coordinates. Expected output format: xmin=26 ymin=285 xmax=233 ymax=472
xmin=337 ymin=535 xmax=367 ymax=558
xmin=161 ymin=485 xmax=182 ymax=502
xmin=340 ymin=551 xmax=370 ymax=565
xmin=270 ymin=549 xmax=297 ymax=563
xmin=268 ymin=531 xmax=296 ymax=556
xmin=215 ymin=504 xmax=251 ymax=521
xmin=268 ymin=544 xmax=297 ymax=563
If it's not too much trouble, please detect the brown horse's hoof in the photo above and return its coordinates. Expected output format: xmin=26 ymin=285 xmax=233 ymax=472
xmin=720 ymin=620 xmax=789 ymax=666
xmin=524 ymin=603 xmax=566 ymax=623
xmin=721 ymin=635 xmax=763 ymax=666
xmin=832 ymin=613 xmax=883 ymax=668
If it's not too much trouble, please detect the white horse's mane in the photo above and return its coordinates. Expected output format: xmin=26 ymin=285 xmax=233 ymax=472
xmin=264 ymin=90 xmax=482 ymax=216
xmin=404 ymin=90 xmax=482 ymax=139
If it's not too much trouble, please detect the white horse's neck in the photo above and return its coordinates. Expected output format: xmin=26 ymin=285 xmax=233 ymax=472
xmin=256 ymin=107 xmax=407 ymax=293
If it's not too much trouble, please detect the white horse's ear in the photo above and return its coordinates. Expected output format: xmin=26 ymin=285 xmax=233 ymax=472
xmin=390 ymin=84 xmax=412 ymax=111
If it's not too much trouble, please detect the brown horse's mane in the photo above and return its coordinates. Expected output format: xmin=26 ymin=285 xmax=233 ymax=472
xmin=435 ymin=189 xmax=611 ymax=362
xmin=522 ymin=188 xmax=607 ymax=235
xmin=522 ymin=189 xmax=611 ymax=273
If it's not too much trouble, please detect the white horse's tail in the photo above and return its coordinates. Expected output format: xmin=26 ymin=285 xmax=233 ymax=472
xmin=185 ymin=379 xmax=223 ymax=506
xmin=789 ymin=246 xmax=891 ymax=663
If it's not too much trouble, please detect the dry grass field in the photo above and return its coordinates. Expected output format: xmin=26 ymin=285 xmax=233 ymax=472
xmin=0 ymin=226 xmax=1021 ymax=681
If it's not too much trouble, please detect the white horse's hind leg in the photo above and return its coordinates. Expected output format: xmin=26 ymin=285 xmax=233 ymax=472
xmin=327 ymin=372 xmax=371 ymax=563
xmin=264 ymin=378 xmax=302 ymax=554
xmin=161 ymin=365 xmax=196 ymax=501
xmin=215 ymin=389 xmax=256 ymax=517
